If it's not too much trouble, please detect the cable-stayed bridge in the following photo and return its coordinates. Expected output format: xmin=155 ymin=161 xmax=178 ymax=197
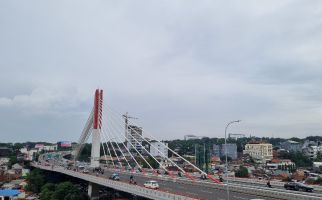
xmin=32 ymin=89 xmax=322 ymax=200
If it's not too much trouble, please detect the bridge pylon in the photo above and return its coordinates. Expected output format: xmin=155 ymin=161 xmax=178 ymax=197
xmin=90 ymin=89 xmax=103 ymax=168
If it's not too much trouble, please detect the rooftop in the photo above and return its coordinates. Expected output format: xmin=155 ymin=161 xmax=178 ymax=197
xmin=287 ymin=140 xmax=300 ymax=144
xmin=0 ymin=189 xmax=20 ymax=196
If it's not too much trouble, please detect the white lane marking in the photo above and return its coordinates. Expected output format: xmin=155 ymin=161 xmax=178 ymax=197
xmin=201 ymin=190 xmax=213 ymax=194
xmin=232 ymin=196 xmax=248 ymax=200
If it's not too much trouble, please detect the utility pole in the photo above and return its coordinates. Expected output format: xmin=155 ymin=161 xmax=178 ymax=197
xmin=195 ymin=144 xmax=197 ymax=165
xmin=203 ymin=143 xmax=206 ymax=172
xmin=225 ymin=120 xmax=241 ymax=200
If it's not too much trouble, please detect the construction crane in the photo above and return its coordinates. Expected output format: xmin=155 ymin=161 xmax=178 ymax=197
xmin=122 ymin=112 xmax=138 ymax=144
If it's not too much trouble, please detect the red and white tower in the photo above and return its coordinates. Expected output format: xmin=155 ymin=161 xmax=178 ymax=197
xmin=91 ymin=89 xmax=103 ymax=168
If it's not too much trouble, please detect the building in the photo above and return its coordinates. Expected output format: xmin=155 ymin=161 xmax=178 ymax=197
xmin=149 ymin=141 xmax=168 ymax=158
xmin=221 ymin=144 xmax=238 ymax=160
xmin=280 ymin=140 xmax=302 ymax=152
xmin=303 ymin=145 xmax=319 ymax=159
xmin=34 ymin=144 xmax=44 ymax=150
xmin=43 ymin=144 xmax=57 ymax=151
xmin=0 ymin=158 xmax=9 ymax=166
xmin=0 ymin=189 xmax=20 ymax=200
xmin=213 ymin=144 xmax=238 ymax=160
xmin=127 ymin=125 xmax=143 ymax=152
xmin=302 ymin=140 xmax=319 ymax=149
xmin=184 ymin=135 xmax=200 ymax=140
xmin=266 ymin=159 xmax=295 ymax=170
xmin=33 ymin=144 xmax=57 ymax=152
xmin=0 ymin=147 xmax=11 ymax=157
xmin=19 ymin=148 xmax=38 ymax=161
xmin=213 ymin=144 xmax=220 ymax=157
xmin=301 ymin=139 xmax=322 ymax=159
xmin=243 ymin=142 xmax=273 ymax=163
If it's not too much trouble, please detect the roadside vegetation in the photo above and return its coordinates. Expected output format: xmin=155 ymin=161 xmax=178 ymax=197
xmin=26 ymin=168 xmax=88 ymax=200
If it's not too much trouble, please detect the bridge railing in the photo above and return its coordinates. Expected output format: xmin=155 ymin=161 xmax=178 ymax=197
xmin=227 ymin=176 xmax=322 ymax=192
xmin=31 ymin=162 xmax=197 ymax=200
xmin=32 ymin=161 xmax=322 ymax=200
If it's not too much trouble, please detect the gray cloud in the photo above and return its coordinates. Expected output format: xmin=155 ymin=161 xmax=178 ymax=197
xmin=0 ymin=1 xmax=322 ymax=142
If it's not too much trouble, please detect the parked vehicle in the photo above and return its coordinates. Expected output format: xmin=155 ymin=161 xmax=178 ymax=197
xmin=82 ymin=169 xmax=89 ymax=174
xmin=144 ymin=180 xmax=159 ymax=189
xmin=284 ymin=182 xmax=314 ymax=192
xmin=109 ymin=173 xmax=120 ymax=180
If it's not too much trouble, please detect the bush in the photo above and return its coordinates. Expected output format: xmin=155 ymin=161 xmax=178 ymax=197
xmin=305 ymin=178 xmax=315 ymax=184
xmin=315 ymin=177 xmax=322 ymax=184
xmin=282 ymin=177 xmax=292 ymax=182
xmin=235 ymin=166 xmax=249 ymax=178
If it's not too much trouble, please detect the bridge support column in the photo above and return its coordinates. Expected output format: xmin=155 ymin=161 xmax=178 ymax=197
xmin=90 ymin=129 xmax=101 ymax=168
xmin=88 ymin=182 xmax=100 ymax=199
xmin=90 ymin=89 xmax=103 ymax=168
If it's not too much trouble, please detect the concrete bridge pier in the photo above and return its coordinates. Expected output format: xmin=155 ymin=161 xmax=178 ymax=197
xmin=88 ymin=182 xmax=100 ymax=199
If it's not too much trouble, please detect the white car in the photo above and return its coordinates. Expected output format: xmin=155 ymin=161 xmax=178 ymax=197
xmin=144 ymin=180 xmax=159 ymax=189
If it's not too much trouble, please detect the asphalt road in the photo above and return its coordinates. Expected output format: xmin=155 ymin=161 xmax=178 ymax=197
xmin=86 ymin=167 xmax=278 ymax=200
xmin=40 ymin=154 xmax=322 ymax=200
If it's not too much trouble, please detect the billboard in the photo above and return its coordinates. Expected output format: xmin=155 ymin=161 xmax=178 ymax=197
xmin=59 ymin=141 xmax=72 ymax=147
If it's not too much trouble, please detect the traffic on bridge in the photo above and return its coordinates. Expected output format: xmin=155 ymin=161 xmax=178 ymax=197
xmin=31 ymin=89 xmax=322 ymax=200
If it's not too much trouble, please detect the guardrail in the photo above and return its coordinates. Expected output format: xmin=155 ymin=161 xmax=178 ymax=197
xmin=31 ymin=163 xmax=197 ymax=200
xmin=131 ymin=169 xmax=322 ymax=199
xmin=228 ymin=177 xmax=322 ymax=192
xmin=173 ymin=178 xmax=322 ymax=200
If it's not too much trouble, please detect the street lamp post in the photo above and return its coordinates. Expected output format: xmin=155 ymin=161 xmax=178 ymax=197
xmin=224 ymin=120 xmax=241 ymax=200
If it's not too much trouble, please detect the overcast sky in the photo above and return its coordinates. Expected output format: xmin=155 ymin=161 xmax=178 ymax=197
xmin=0 ymin=1 xmax=322 ymax=142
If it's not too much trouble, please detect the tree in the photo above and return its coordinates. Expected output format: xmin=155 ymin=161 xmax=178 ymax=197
xmin=141 ymin=156 xmax=159 ymax=169
xmin=41 ymin=183 xmax=56 ymax=191
xmin=40 ymin=183 xmax=56 ymax=200
xmin=316 ymin=152 xmax=322 ymax=162
xmin=279 ymin=151 xmax=312 ymax=168
xmin=65 ymin=192 xmax=88 ymax=200
xmin=13 ymin=143 xmax=24 ymax=151
xmin=26 ymin=169 xmax=45 ymax=193
xmin=78 ymin=143 xmax=92 ymax=162
xmin=289 ymin=137 xmax=302 ymax=143
xmin=8 ymin=155 xmax=17 ymax=168
xmin=40 ymin=182 xmax=88 ymax=200
xmin=235 ymin=166 xmax=249 ymax=178
xmin=51 ymin=182 xmax=75 ymax=200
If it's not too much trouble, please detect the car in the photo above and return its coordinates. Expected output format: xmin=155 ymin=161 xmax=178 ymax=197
xmin=82 ymin=169 xmax=89 ymax=173
xmin=284 ymin=182 xmax=314 ymax=192
xmin=109 ymin=173 xmax=120 ymax=180
xmin=144 ymin=180 xmax=159 ymax=189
